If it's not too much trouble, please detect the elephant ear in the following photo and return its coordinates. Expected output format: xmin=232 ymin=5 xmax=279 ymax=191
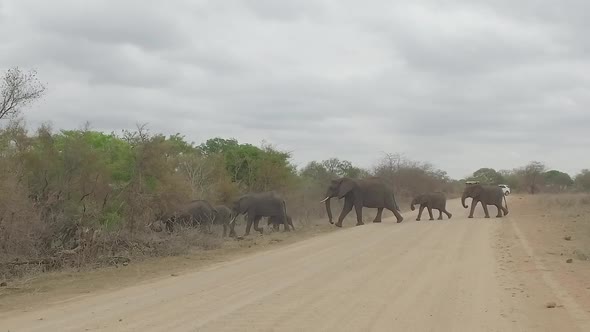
xmin=414 ymin=194 xmax=423 ymax=203
xmin=472 ymin=185 xmax=484 ymax=196
xmin=337 ymin=178 xmax=356 ymax=198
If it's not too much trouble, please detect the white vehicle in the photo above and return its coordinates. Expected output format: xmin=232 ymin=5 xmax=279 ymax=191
xmin=498 ymin=184 xmax=511 ymax=196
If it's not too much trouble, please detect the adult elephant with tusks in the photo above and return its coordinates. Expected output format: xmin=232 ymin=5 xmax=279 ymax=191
xmin=462 ymin=184 xmax=509 ymax=218
xmin=229 ymin=191 xmax=291 ymax=237
xmin=320 ymin=177 xmax=404 ymax=227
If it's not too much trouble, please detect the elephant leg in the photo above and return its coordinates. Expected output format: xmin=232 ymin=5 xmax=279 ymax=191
xmin=445 ymin=209 xmax=452 ymax=219
xmin=244 ymin=216 xmax=254 ymax=236
xmin=468 ymin=199 xmax=477 ymax=218
xmin=501 ymin=201 xmax=509 ymax=216
xmin=386 ymin=201 xmax=404 ymax=223
xmin=282 ymin=216 xmax=291 ymax=232
xmin=373 ymin=208 xmax=384 ymax=223
xmin=267 ymin=216 xmax=279 ymax=231
xmin=335 ymin=198 xmax=354 ymax=228
xmin=253 ymin=215 xmax=264 ymax=234
xmin=496 ymin=204 xmax=503 ymax=218
xmin=228 ymin=220 xmax=237 ymax=237
xmin=416 ymin=205 xmax=425 ymax=221
xmin=222 ymin=223 xmax=227 ymax=237
xmin=244 ymin=215 xmax=254 ymax=236
xmin=427 ymin=206 xmax=434 ymax=220
xmin=482 ymin=204 xmax=490 ymax=218
xmin=354 ymin=202 xmax=364 ymax=226
xmin=437 ymin=209 xmax=443 ymax=220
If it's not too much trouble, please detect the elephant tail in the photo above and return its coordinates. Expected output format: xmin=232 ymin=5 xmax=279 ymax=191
xmin=281 ymin=199 xmax=290 ymax=222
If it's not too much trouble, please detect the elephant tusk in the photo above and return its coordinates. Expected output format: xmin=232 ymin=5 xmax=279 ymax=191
xmin=319 ymin=196 xmax=330 ymax=203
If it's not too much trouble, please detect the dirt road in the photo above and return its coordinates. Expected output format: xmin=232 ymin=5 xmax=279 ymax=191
xmin=2 ymin=198 xmax=590 ymax=331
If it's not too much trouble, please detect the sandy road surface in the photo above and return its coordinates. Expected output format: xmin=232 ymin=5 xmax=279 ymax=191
xmin=2 ymin=198 xmax=590 ymax=331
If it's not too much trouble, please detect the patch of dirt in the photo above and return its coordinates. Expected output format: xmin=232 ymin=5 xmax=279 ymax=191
xmin=495 ymin=194 xmax=590 ymax=330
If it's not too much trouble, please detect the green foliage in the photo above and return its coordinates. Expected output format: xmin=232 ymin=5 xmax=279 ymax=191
xmin=301 ymin=158 xmax=365 ymax=180
xmin=544 ymin=170 xmax=574 ymax=191
xmin=198 ymin=137 xmax=296 ymax=192
xmin=470 ymin=168 xmax=505 ymax=184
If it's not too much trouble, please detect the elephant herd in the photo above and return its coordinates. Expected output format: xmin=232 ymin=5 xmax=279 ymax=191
xmin=151 ymin=191 xmax=295 ymax=238
xmin=409 ymin=182 xmax=509 ymax=221
xmin=153 ymin=177 xmax=509 ymax=238
xmin=319 ymin=177 xmax=509 ymax=224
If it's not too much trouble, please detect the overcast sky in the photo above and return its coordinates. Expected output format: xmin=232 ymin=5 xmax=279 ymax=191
xmin=1 ymin=0 xmax=589 ymax=179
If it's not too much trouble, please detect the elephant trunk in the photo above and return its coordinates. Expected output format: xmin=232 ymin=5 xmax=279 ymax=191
xmin=324 ymin=198 xmax=333 ymax=224
xmin=461 ymin=193 xmax=468 ymax=208
xmin=410 ymin=199 xmax=416 ymax=211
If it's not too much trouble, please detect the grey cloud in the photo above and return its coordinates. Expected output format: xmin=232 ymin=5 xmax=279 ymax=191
xmin=1 ymin=0 xmax=589 ymax=179
xmin=241 ymin=0 xmax=325 ymax=21
xmin=16 ymin=0 xmax=189 ymax=51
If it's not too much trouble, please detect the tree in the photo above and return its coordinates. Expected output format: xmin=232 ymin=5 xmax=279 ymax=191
xmin=498 ymin=169 xmax=520 ymax=191
xmin=521 ymin=161 xmax=546 ymax=194
xmin=544 ymin=170 xmax=573 ymax=191
xmin=1 ymin=67 xmax=46 ymax=120
xmin=470 ymin=168 xmax=505 ymax=184
xmin=575 ymin=169 xmax=590 ymax=192
xmin=300 ymin=161 xmax=331 ymax=180
xmin=320 ymin=158 xmax=363 ymax=178
xmin=372 ymin=152 xmax=450 ymax=196
xmin=198 ymin=137 xmax=239 ymax=155
xmin=300 ymin=158 xmax=363 ymax=180
xmin=197 ymin=137 xmax=295 ymax=191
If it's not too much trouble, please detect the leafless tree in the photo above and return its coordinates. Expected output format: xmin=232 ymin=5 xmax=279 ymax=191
xmin=178 ymin=154 xmax=216 ymax=198
xmin=521 ymin=161 xmax=546 ymax=194
xmin=1 ymin=67 xmax=46 ymax=120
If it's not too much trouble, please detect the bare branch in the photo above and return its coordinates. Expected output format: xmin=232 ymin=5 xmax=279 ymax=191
xmin=0 ymin=67 xmax=46 ymax=120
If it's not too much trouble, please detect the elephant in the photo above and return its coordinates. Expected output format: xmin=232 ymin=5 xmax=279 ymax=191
xmin=320 ymin=177 xmax=403 ymax=227
xmin=267 ymin=214 xmax=295 ymax=231
xmin=229 ymin=191 xmax=291 ymax=236
xmin=461 ymin=184 xmax=509 ymax=218
xmin=410 ymin=192 xmax=452 ymax=221
xmin=161 ymin=200 xmax=216 ymax=233
xmin=213 ymin=204 xmax=236 ymax=237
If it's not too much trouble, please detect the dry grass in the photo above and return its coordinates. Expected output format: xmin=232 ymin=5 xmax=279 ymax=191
xmin=0 ymin=215 xmax=336 ymax=313
xmin=535 ymin=193 xmax=590 ymax=209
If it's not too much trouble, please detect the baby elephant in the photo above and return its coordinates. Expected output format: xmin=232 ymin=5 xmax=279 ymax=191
xmin=267 ymin=214 xmax=295 ymax=231
xmin=410 ymin=192 xmax=452 ymax=221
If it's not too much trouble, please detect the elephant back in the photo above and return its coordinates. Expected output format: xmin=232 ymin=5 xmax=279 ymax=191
xmin=178 ymin=200 xmax=215 ymax=225
xmin=250 ymin=192 xmax=286 ymax=216
xmin=214 ymin=205 xmax=232 ymax=224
